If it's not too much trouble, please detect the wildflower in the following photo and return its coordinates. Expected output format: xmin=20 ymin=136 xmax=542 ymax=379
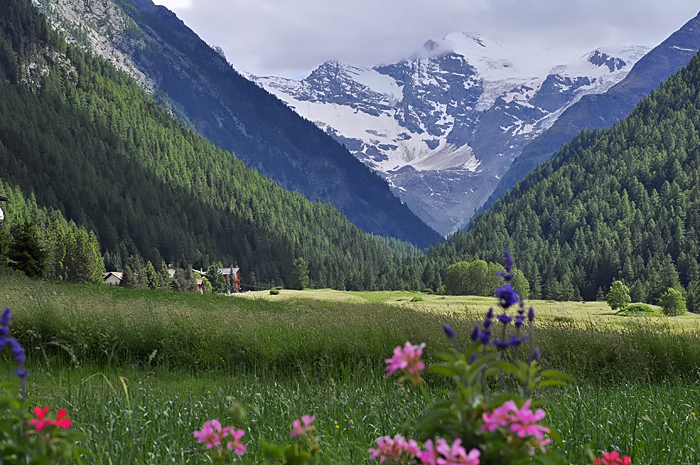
xmin=223 ymin=427 xmax=246 ymax=455
xmin=478 ymin=330 xmax=491 ymax=345
xmin=442 ymin=324 xmax=455 ymax=340
xmin=510 ymin=400 xmax=549 ymax=440
xmin=470 ymin=326 xmax=479 ymax=342
xmin=482 ymin=400 xmax=517 ymax=432
xmin=28 ymin=406 xmax=54 ymax=432
xmin=290 ymin=415 xmax=315 ymax=437
xmin=0 ymin=307 xmax=10 ymax=326
xmin=435 ymin=438 xmax=481 ymax=465
xmin=194 ymin=419 xmax=224 ymax=449
xmin=368 ymin=434 xmax=420 ymax=463
xmin=54 ymin=409 xmax=72 ymax=429
xmin=496 ymin=314 xmax=512 ymax=325
xmin=496 ymin=284 xmax=518 ymax=309
xmin=385 ymin=342 xmax=426 ymax=384
xmin=528 ymin=306 xmax=536 ymax=322
xmin=417 ymin=439 xmax=439 ymax=465
xmin=349 ymin=419 xmax=354 ymax=429
xmin=515 ymin=316 xmax=525 ymax=328
xmin=530 ymin=437 xmax=552 ymax=455
xmin=504 ymin=250 xmax=513 ymax=273
xmin=593 ymin=451 xmax=631 ymax=465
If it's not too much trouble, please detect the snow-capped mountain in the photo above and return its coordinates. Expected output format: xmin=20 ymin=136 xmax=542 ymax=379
xmin=247 ymin=33 xmax=649 ymax=235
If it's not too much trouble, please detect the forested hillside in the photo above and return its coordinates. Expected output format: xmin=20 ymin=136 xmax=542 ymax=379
xmin=0 ymin=0 xmax=429 ymax=290
xmin=430 ymin=52 xmax=700 ymax=307
xmin=31 ymin=0 xmax=443 ymax=249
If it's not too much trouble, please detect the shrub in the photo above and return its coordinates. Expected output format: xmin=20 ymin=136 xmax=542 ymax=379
xmin=617 ymin=303 xmax=658 ymax=316
xmin=660 ymin=287 xmax=686 ymax=316
xmin=269 ymin=287 xmax=280 ymax=295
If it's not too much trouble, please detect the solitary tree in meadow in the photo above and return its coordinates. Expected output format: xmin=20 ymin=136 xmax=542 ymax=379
xmin=660 ymin=287 xmax=686 ymax=316
xmin=606 ymin=280 xmax=631 ymax=311
xmin=290 ymin=258 xmax=309 ymax=290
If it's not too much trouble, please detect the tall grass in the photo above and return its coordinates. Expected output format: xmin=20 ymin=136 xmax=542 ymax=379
xmin=3 ymin=272 xmax=700 ymax=463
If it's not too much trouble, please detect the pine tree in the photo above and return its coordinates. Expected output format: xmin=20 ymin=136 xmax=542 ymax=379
xmin=8 ymin=221 xmax=47 ymax=279
xmin=290 ymin=258 xmax=309 ymax=290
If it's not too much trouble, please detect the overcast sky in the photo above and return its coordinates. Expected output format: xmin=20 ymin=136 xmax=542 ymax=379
xmin=151 ymin=0 xmax=700 ymax=79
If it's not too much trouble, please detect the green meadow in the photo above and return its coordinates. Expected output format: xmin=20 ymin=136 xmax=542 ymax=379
xmin=2 ymin=272 xmax=700 ymax=464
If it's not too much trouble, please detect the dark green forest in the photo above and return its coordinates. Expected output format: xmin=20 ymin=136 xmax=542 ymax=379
xmin=429 ymin=53 xmax=700 ymax=310
xmin=0 ymin=0 xmax=431 ymax=291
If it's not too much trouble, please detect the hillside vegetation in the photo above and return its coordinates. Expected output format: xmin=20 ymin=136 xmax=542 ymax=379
xmin=0 ymin=0 xmax=430 ymax=290
xmin=31 ymin=0 xmax=443 ymax=249
xmin=433 ymin=52 xmax=700 ymax=307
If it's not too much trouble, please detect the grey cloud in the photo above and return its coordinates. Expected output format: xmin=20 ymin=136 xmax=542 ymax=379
xmin=154 ymin=0 xmax=700 ymax=78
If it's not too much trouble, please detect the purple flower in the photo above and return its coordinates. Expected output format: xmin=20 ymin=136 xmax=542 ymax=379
xmin=528 ymin=306 xmax=536 ymax=322
xmin=442 ymin=324 xmax=455 ymax=340
xmin=515 ymin=316 xmax=525 ymax=328
xmin=8 ymin=338 xmax=25 ymax=363
xmin=479 ymin=330 xmax=491 ymax=345
xmin=469 ymin=353 xmax=478 ymax=363
xmin=531 ymin=348 xmax=541 ymax=361
xmin=504 ymin=250 xmax=513 ymax=273
xmin=0 ymin=308 xmax=10 ymax=326
xmin=497 ymin=314 xmax=512 ymax=325
xmin=493 ymin=339 xmax=510 ymax=350
xmin=497 ymin=284 xmax=519 ymax=309
xmin=509 ymin=335 xmax=528 ymax=347
xmin=486 ymin=308 xmax=494 ymax=319
xmin=13 ymin=369 xmax=28 ymax=378
xmin=470 ymin=326 xmax=479 ymax=342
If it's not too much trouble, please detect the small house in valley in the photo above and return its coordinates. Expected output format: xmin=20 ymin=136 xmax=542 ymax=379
xmin=218 ymin=267 xmax=241 ymax=293
xmin=103 ymin=271 xmax=123 ymax=286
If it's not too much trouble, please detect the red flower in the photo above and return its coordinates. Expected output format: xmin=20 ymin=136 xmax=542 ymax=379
xmin=594 ymin=451 xmax=631 ymax=465
xmin=28 ymin=406 xmax=54 ymax=432
xmin=54 ymin=409 xmax=72 ymax=429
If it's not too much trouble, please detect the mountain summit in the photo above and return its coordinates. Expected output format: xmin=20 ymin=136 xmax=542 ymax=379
xmin=248 ymin=34 xmax=649 ymax=235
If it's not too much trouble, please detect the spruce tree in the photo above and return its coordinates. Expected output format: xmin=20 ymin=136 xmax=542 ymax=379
xmin=8 ymin=221 xmax=47 ymax=279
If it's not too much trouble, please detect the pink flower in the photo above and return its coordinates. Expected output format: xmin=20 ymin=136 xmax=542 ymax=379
xmin=28 ymin=406 xmax=54 ymax=432
xmin=385 ymin=342 xmax=426 ymax=383
xmin=594 ymin=451 xmax=631 ymax=465
xmin=481 ymin=400 xmax=517 ymax=432
xmin=290 ymin=415 xmax=316 ymax=437
xmin=193 ymin=420 xmax=223 ymax=449
xmin=224 ymin=427 xmax=247 ymax=456
xmin=509 ymin=400 xmax=549 ymax=440
xmin=435 ymin=438 xmax=480 ymax=465
xmin=369 ymin=434 xmax=420 ymax=463
xmin=529 ymin=437 xmax=552 ymax=455
xmin=418 ymin=439 xmax=439 ymax=465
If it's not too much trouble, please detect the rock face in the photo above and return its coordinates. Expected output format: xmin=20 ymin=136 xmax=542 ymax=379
xmin=32 ymin=0 xmax=444 ymax=248
xmin=248 ymin=34 xmax=649 ymax=235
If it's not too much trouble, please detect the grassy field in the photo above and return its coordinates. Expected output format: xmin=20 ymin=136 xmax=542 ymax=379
xmin=3 ymin=272 xmax=700 ymax=463
xmin=239 ymin=288 xmax=700 ymax=330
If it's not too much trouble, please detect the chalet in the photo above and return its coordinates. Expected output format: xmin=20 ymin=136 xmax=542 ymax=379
xmin=0 ymin=193 xmax=6 ymax=221
xmin=218 ymin=267 xmax=241 ymax=293
xmin=103 ymin=271 xmax=123 ymax=286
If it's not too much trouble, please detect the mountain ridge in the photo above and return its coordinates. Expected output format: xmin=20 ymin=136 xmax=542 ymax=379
xmin=248 ymin=34 xmax=649 ymax=234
